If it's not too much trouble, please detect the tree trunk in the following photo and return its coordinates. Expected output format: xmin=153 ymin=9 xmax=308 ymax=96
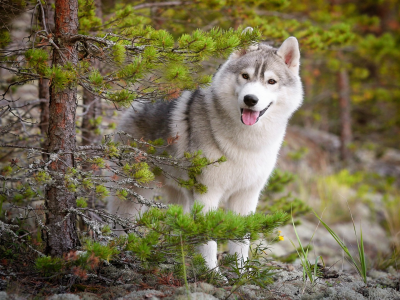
xmin=45 ymin=0 xmax=80 ymax=256
xmin=38 ymin=0 xmax=54 ymax=158
xmin=338 ymin=68 xmax=352 ymax=161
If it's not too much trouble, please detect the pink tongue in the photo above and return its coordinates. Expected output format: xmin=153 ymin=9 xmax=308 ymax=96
xmin=242 ymin=109 xmax=260 ymax=126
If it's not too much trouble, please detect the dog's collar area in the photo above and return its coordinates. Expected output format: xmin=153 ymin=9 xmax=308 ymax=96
xmin=240 ymin=101 xmax=273 ymax=125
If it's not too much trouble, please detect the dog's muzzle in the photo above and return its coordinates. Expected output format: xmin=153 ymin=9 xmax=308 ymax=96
xmin=240 ymin=102 xmax=273 ymax=126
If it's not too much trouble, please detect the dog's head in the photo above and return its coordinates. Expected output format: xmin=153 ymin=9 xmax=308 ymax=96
xmin=212 ymin=37 xmax=303 ymax=126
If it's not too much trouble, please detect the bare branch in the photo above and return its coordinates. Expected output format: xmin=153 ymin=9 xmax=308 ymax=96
xmin=37 ymin=0 xmax=48 ymax=33
xmin=133 ymin=1 xmax=188 ymax=10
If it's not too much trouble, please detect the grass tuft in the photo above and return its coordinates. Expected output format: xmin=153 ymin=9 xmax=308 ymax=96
xmin=313 ymin=207 xmax=368 ymax=284
xmin=290 ymin=211 xmax=324 ymax=290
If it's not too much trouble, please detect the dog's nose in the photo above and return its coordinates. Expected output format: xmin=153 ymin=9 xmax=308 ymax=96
xmin=244 ymin=94 xmax=259 ymax=107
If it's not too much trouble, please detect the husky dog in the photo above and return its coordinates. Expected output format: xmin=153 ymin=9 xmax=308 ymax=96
xmin=109 ymin=37 xmax=303 ymax=270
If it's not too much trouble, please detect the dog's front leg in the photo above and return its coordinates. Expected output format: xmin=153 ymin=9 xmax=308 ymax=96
xmin=197 ymin=241 xmax=218 ymax=270
xmin=193 ymin=190 xmax=223 ymax=271
xmin=226 ymin=188 xmax=261 ymax=267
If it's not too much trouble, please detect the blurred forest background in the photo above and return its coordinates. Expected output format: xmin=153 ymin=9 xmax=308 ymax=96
xmin=1 ymin=0 xmax=400 ymax=280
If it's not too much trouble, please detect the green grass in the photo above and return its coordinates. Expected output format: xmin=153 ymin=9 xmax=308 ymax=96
xmin=313 ymin=208 xmax=367 ymax=284
xmin=290 ymin=212 xmax=324 ymax=289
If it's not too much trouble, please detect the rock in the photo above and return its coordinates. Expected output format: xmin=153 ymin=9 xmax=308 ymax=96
xmin=100 ymin=265 xmax=141 ymax=284
xmin=289 ymin=126 xmax=341 ymax=152
xmin=236 ymin=285 xmax=260 ymax=299
xmin=48 ymin=294 xmax=81 ymax=300
xmin=273 ymin=280 xmax=303 ymax=299
xmin=116 ymin=289 xmax=165 ymax=300
xmin=194 ymin=282 xmax=215 ymax=294
xmin=157 ymin=285 xmax=176 ymax=297
xmin=175 ymin=283 xmax=217 ymax=296
xmin=77 ymin=292 xmax=102 ymax=300
xmin=176 ymin=292 xmax=218 ymax=300
xmin=0 ymin=294 xmax=27 ymax=300
xmin=376 ymin=274 xmax=400 ymax=290
xmin=0 ymin=279 xmax=7 ymax=291
xmin=270 ymin=218 xmax=390 ymax=269
xmin=213 ymin=288 xmax=226 ymax=299
xmin=273 ymin=269 xmax=303 ymax=282
xmin=368 ymin=269 xmax=387 ymax=279
xmin=101 ymin=285 xmax=137 ymax=300
xmin=331 ymin=286 xmax=366 ymax=300
xmin=174 ymin=287 xmax=188 ymax=296
xmin=0 ymin=292 xmax=9 ymax=300
xmin=368 ymin=287 xmax=400 ymax=300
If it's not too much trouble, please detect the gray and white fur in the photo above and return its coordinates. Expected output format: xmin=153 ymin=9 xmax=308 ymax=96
xmin=109 ymin=37 xmax=303 ymax=270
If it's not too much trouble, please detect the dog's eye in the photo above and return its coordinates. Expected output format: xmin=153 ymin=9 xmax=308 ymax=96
xmin=242 ymin=73 xmax=249 ymax=80
xmin=268 ymin=79 xmax=277 ymax=85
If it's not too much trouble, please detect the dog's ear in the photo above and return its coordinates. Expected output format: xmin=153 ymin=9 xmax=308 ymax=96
xmin=277 ymin=37 xmax=300 ymax=75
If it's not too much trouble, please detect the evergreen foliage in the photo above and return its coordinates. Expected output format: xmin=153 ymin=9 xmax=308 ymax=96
xmin=12 ymin=203 xmax=286 ymax=284
xmin=35 ymin=256 xmax=64 ymax=276
xmin=125 ymin=202 xmax=286 ymax=261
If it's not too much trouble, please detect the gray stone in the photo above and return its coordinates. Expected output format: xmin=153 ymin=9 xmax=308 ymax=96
xmin=77 ymin=292 xmax=102 ymax=300
xmin=176 ymin=292 xmax=218 ymax=300
xmin=0 ymin=279 xmax=7 ymax=291
xmin=275 ymin=281 xmax=303 ymax=299
xmin=158 ymin=285 xmax=175 ymax=296
xmin=193 ymin=282 xmax=215 ymax=294
xmin=0 ymin=294 xmax=27 ymax=300
xmin=174 ymin=287 xmax=187 ymax=296
xmin=237 ymin=285 xmax=260 ymax=299
xmin=368 ymin=269 xmax=387 ymax=279
xmin=117 ymin=290 xmax=165 ymax=300
xmin=273 ymin=269 xmax=303 ymax=282
xmin=48 ymin=294 xmax=81 ymax=300
xmin=100 ymin=266 xmax=141 ymax=284
xmin=101 ymin=285 xmax=136 ymax=300
xmin=368 ymin=287 xmax=400 ymax=300
xmin=328 ymin=286 xmax=365 ymax=300
xmin=213 ymin=288 xmax=226 ymax=299
xmin=0 ymin=292 xmax=9 ymax=300
xmin=373 ymin=272 xmax=400 ymax=290
xmin=387 ymin=266 xmax=397 ymax=275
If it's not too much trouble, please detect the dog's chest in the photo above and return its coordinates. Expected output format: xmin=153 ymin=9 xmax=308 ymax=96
xmin=201 ymin=145 xmax=278 ymax=193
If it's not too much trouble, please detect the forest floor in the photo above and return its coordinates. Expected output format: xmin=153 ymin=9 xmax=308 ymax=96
xmin=1 ymin=125 xmax=400 ymax=299
xmin=1 ymin=253 xmax=400 ymax=299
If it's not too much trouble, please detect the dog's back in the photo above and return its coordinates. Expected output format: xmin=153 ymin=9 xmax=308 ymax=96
xmin=118 ymin=100 xmax=174 ymax=143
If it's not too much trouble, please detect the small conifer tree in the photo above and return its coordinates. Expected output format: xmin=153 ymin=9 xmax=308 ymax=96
xmin=0 ymin=0 xmax=265 ymax=256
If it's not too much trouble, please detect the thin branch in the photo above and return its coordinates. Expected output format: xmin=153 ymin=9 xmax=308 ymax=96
xmin=133 ymin=1 xmax=188 ymax=10
xmin=0 ymin=144 xmax=46 ymax=151
xmin=37 ymin=0 xmax=48 ymax=33
xmin=68 ymin=34 xmax=145 ymax=52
